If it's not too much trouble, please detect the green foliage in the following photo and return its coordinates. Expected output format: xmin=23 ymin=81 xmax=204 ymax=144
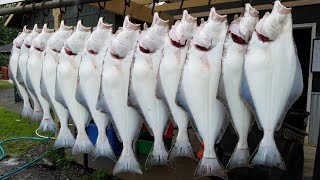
xmin=0 ymin=16 xmax=19 ymax=66
xmin=0 ymin=107 xmax=41 ymax=156
xmin=45 ymin=148 xmax=76 ymax=170
xmin=82 ymin=169 xmax=120 ymax=180
xmin=0 ymin=80 xmax=14 ymax=88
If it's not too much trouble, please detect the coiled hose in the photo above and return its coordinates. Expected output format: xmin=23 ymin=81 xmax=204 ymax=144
xmin=0 ymin=129 xmax=55 ymax=179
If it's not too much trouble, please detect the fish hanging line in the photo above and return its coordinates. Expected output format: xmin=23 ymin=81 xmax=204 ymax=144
xmin=76 ymin=1 xmax=84 ymax=23
xmin=0 ymin=131 xmax=55 ymax=179
xmin=151 ymin=0 xmax=159 ymax=15
xmin=41 ymin=0 xmax=50 ymax=27
xmin=123 ymin=0 xmax=130 ymax=17
xmin=97 ymin=0 xmax=107 ymax=20
xmin=59 ymin=0 xmax=66 ymax=23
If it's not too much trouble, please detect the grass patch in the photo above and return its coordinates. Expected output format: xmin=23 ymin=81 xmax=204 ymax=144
xmin=45 ymin=148 xmax=76 ymax=169
xmin=0 ymin=107 xmax=42 ymax=156
xmin=0 ymin=80 xmax=14 ymax=89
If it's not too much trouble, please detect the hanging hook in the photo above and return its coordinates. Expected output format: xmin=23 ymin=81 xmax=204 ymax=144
xmin=123 ymin=0 xmax=131 ymax=17
xmin=59 ymin=0 xmax=66 ymax=23
xmin=32 ymin=2 xmax=37 ymax=25
xmin=41 ymin=0 xmax=49 ymax=26
xmin=97 ymin=0 xmax=107 ymax=19
xmin=151 ymin=0 xmax=159 ymax=15
xmin=208 ymin=0 xmax=211 ymax=10
xmin=180 ymin=0 xmax=185 ymax=12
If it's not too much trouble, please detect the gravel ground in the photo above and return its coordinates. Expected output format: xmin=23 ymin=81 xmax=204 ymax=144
xmin=0 ymin=87 xmax=23 ymax=114
xmin=0 ymin=87 xmax=102 ymax=180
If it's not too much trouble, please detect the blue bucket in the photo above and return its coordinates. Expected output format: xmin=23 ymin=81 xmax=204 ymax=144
xmin=86 ymin=122 xmax=123 ymax=156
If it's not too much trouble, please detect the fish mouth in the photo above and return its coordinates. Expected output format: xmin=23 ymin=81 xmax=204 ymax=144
xmin=170 ymin=38 xmax=186 ymax=48
xmin=34 ymin=46 xmax=44 ymax=52
xmin=25 ymin=44 xmax=31 ymax=49
xmin=110 ymin=52 xmax=123 ymax=60
xmin=231 ymin=33 xmax=246 ymax=45
xmin=256 ymin=30 xmax=271 ymax=43
xmin=15 ymin=43 xmax=21 ymax=49
xmin=88 ymin=49 xmax=98 ymax=55
xmin=195 ymin=44 xmax=210 ymax=51
xmin=64 ymin=47 xmax=77 ymax=56
xmin=51 ymin=48 xmax=60 ymax=53
xmin=139 ymin=44 xmax=151 ymax=54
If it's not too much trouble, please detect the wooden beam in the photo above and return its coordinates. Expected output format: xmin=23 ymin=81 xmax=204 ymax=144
xmin=4 ymin=2 xmax=22 ymax=27
xmin=132 ymin=0 xmax=166 ymax=5
xmin=174 ymin=0 xmax=320 ymax=19
xmin=90 ymin=0 xmax=174 ymax=25
xmin=155 ymin=0 xmax=240 ymax=11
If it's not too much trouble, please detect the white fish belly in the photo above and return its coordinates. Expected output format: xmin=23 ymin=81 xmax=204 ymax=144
xmin=222 ymin=41 xmax=252 ymax=143
xmin=131 ymin=53 xmax=168 ymax=136
xmin=159 ymin=42 xmax=189 ymax=128
xmin=180 ymin=50 xmax=224 ymax=157
xmin=244 ymin=34 xmax=297 ymax=131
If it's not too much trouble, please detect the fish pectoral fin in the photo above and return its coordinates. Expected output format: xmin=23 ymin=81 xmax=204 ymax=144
xmin=40 ymin=75 xmax=51 ymax=104
xmin=216 ymin=72 xmax=228 ymax=106
xmin=54 ymin=78 xmax=68 ymax=109
xmin=75 ymin=84 xmax=89 ymax=110
xmin=16 ymin=66 xmax=24 ymax=86
xmin=26 ymin=70 xmax=36 ymax=97
xmin=155 ymin=74 xmax=165 ymax=100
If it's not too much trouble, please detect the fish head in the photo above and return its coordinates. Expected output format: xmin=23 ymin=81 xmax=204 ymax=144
xmin=193 ymin=7 xmax=227 ymax=50
xmin=109 ymin=15 xmax=140 ymax=59
xmin=47 ymin=21 xmax=74 ymax=52
xmin=229 ymin=3 xmax=259 ymax=44
xmin=169 ymin=10 xmax=196 ymax=48
xmin=13 ymin=26 xmax=31 ymax=49
xmin=138 ymin=12 xmax=169 ymax=53
xmin=85 ymin=17 xmax=113 ymax=55
xmin=23 ymin=24 xmax=42 ymax=49
xmin=255 ymin=0 xmax=291 ymax=42
xmin=32 ymin=24 xmax=54 ymax=52
xmin=64 ymin=20 xmax=91 ymax=55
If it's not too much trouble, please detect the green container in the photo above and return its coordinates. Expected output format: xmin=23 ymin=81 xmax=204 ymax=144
xmin=137 ymin=138 xmax=172 ymax=156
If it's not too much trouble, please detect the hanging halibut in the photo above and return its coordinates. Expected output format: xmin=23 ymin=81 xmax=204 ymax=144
xmin=97 ymin=16 xmax=142 ymax=175
xmin=156 ymin=10 xmax=197 ymax=160
xmin=76 ymin=17 xmax=115 ymax=160
xmin=16 ymin=24 xmax=43 ymax=122
xmin=41 ymin=21 xmax=74 ymax=147
xmin=176 ymin=8 xmax=228 ymax=179
xmin=129 ymin=12 xmax=170 ymax=168
xmin=8 ymin=26 xmax=33 ymax=118
xmin=26 ymin=24 xmax=55 ymax=131
xmin=218 ymin=4 xmax=258 ymax=170
xmin=241 ymin=1 xmax=303 ymax=169
xmin=56 ymin=20 xmax=92 ymax=154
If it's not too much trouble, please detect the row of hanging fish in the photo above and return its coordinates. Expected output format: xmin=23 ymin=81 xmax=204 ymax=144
xmin=8 ymin=1 xmax=303 ymax=179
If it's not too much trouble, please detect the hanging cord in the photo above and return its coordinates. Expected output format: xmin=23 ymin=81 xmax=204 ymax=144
xmin=123 ymin=0 xmax=130 ymax=17
xmin=59 ymin=0 xmax=66 ymax=23
xmin=76 ymin=2 xmax=83 ymax=22
xmin=32 ymin=2 xmax=38 ymax=25
xmin=151 ymin=0 xmax=159 ymax=15
xmin=0 ymin=132 xmax=55 ymax=179
xmin=97 ymin=0 xmax=107 ymax=19
xmin=179 ymin=0 xmax=185 ymax=13
xmin=208 ymin=0 xmax=211 ymax=10
xmin=41 ymin=0 xmax=49 ymax=26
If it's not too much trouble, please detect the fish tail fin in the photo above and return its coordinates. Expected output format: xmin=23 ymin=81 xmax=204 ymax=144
xmin=145 ymin=139 xmax=175 ymax=169
xmin=38 ymin=118 xmax=57 ymax=132
xmin=250 ymin=134 xmax=286 ymax=170
xmin=30 ymin=110 xmax=43 ymax=123
xmin=21 ymin=105 xmax=33 ymax=118
xmin=94 ymin=134 xmax=116 ymax=162
xmin=113 ymin=147 xmax=142 ymax=175
xmin=168 ymin=130 xmax=196 ymax=160
xmin=54 ymin=126 xmax=75 ymax=148
xmin=226 ymin=143 xmax=250 ymax=170
xmin=72 ymin=131 xmax=94 ymax=155
xmin=195 ymin=157 xmax=227 ymax=179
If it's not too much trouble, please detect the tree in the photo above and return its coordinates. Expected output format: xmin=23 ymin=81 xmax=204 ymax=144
xmin=0 ymin=16 xmax=19 ymax=67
